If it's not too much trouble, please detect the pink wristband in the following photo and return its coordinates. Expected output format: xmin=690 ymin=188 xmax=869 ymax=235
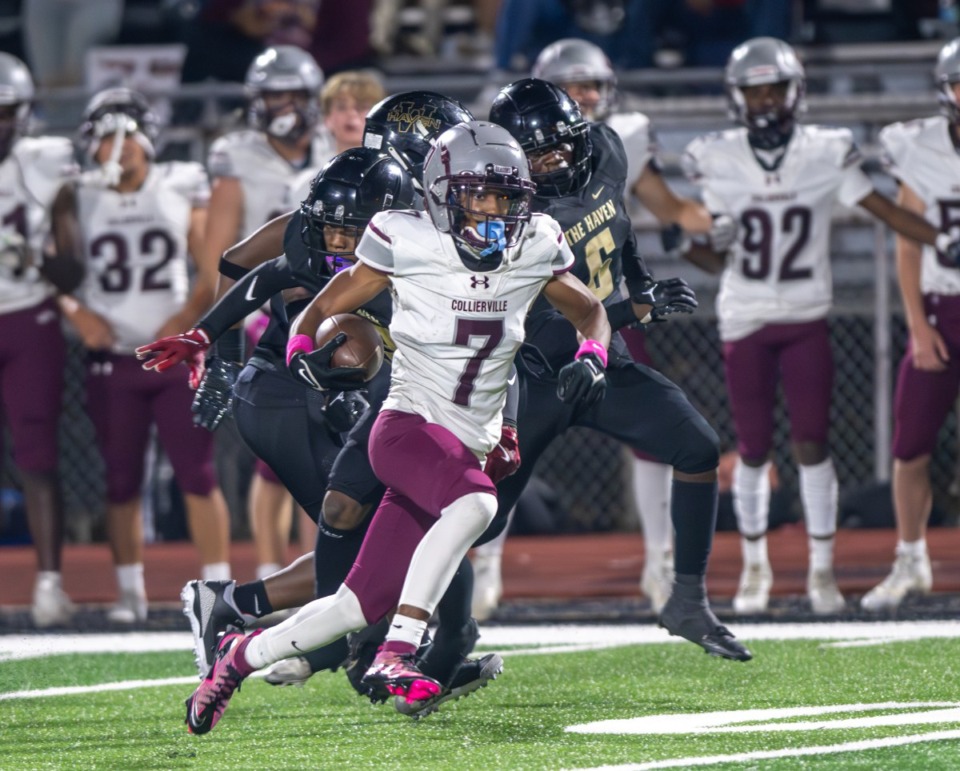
xmin=575 ymin=339 xmax=607 ymax=368
xmin=285 ymin=334 xmax=314 ymax=365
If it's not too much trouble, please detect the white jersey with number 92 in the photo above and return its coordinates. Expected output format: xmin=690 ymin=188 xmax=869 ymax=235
xmin=683 ymin=124 xmax=874 ymax=342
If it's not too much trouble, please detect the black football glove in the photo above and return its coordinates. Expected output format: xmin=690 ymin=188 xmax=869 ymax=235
xmin=289 ymin=332 xmax=366 ymax=392
xmin=633 ymin=277 xmax=698 ymax=322
xmin=324 ymin=389 xmax=370 ymax=433
xmin=557 ymin=352 xmax=606 ymax=408
xmin=191 ymin=357 xmax=241 ymax=432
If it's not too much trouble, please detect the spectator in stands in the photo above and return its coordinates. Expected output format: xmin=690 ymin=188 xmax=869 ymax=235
xmin=861 ymin=37 xmax=960 ymax=611
xmin=308 ymin=0 xmax=377 ymax=73
xmin=51 ymin=87 xmax=232 ymax=623
xmin=180 ymin=0 xmax=320 ymax=86
xmin=21 ymin=0 xmax=124 ymax=88
xmin=495 ymin=0 xmax=794 ymax=73
xmin=0 ymin=53 xmax=82 ymax=627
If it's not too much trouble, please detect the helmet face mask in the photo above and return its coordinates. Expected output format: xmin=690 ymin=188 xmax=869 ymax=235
xmin=489 ymin=78 xmax=592 ymax=198
xmin=245 ymin=46 xmax=323 ymax=141
xmin=79 ymin=88 xmax=160 ymax=166
xmin=725 ymin=37 xmax=805 ymax=150
xmin=362 ymin=91 xmax=474 ymax=192
xmin=0 ymin=53 xmax=34 ymax=159
xmin=423 ymin=121 xmax=535 ymax=267
xmin=300 ymin=146 xmax=417 ymax=278
xmin=936 ymin=38 xmax=960 ymax=123
xmin=532 ymin=38 xmax=616 ymax=120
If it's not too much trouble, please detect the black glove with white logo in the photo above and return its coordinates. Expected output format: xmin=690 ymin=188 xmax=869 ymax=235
xmin=632 ymin=277 xmax=698 ymax=323
xmin=557 ymin=352 xmax=606 ymax=408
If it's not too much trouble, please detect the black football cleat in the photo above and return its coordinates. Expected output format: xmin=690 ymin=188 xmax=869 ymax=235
xmin=181 ymin=580 xmax=249 ymax=678
xmin=395 ymin=652 xmax=504 ymax=719
xmin=658 ymin=595 xmax=753 ymax=662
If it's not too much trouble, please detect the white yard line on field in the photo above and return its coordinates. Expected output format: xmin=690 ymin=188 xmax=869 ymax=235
xmin=1 ymin=620 xmax=959 ymax=663
xmin=566 ymin=729 xmax=960 ymax=770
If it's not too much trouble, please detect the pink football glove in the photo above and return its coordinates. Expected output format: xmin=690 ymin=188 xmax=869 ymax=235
xmin=136 ymin=328 xmax=211 ymax=388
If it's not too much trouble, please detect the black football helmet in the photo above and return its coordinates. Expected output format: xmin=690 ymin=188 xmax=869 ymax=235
xmin=488 ymin=78 xmax=592 ymax=197
xmin=362 ymin=91 xmax=474 ymax=191
xmin=78 ymin=87 xmax=160 ymax=160
xmin=300 ymin=146 xmax=417 ymax=277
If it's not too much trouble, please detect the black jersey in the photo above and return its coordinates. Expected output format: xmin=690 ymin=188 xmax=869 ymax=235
xmin=523 ymin=123 xmax=651 ymax=371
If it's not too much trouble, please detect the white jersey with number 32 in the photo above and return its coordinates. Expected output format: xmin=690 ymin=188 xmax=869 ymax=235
xmin=683 ymin=125 xmax=874 ymax=341
xmin=76 ymin=161 xmax=209 ymax=353
xmin=879 ymin=115 xmax=960 ymax=296
xmin=356 ymin=210 xmax=574 ymax=455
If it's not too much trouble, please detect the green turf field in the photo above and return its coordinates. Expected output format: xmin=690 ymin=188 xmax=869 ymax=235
xmin=2 ymin=623 xmax=959 ymax=770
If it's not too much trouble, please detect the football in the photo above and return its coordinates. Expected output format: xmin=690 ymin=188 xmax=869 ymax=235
xmin=314 ymin=313 xmax=384 ymax=383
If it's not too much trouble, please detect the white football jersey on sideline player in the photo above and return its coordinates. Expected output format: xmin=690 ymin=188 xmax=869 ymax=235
xmin=683 ymin=124 xmax=874 ymax=342
xmin=207 ymin=129 xmax=335 ymax=237
xmin=606 ymin=111 xmax=655 ymax=198
xmin=0 ymin=136 xmax=76 ymax=313
xmin=76 ymin=161 xmax=209 ymax=353
xmin=879 ymin=115 xmax=960 ymax=297
xmin=356 ymin=210 xmax=574 ymax=455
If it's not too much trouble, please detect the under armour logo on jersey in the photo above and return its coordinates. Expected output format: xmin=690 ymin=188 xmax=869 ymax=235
xmin=765 ymin=173 xmax=781 ymax=186
xmin=470 ymin=275 xmax=490 ymax=289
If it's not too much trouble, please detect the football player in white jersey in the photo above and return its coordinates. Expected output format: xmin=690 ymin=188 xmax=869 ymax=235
xmin=461 ymin=38 xmax=738 ymax=617
xmin=202 ymin=45 xmax=336 ymax=582
xmin=0 ymin=53 xmax=81 ymax=627
xmin=183 ymin=121 xmax=611 ymax=735
xmin=681 ymin=37 xmax=960 ymax=616
xmin=52 ymin=88 xmax=231 ymax=623
xmin=861 ymin=39 xmax=960 ymax=611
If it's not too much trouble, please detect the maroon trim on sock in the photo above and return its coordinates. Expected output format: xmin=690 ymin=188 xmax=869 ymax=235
xmin=233 ymin=629 xmax=263 ymax=677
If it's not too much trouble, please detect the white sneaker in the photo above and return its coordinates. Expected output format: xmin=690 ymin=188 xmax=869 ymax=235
xmin=861 ymin=549 xmax=932 ymax=612
xmin=107 ymin=591 xmax=147 ymax=623
xmin=471 ymin=553 xmax=503 ymax=622
xmin=733 ymin=561 xmax=773 ymax=614
xmin=263 ymin=656 xmax=314 ymax=687
xmin=807 ymin=567 xmax=845 ymax=614
xmin=640 ymin=549 xmax=674 ymax=614
xmin=31 ymin=579 xmax=75 ymax=628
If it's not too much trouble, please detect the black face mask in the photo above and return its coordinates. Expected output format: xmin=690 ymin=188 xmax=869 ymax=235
xmin=746 ymin=110 xmax=795 ymax=151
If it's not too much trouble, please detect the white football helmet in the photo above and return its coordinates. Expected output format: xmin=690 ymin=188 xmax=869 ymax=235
xmin=245 ymin=45 xmax=323 ymax=141
xmin=725 ymin=37 xmax=805 ymax=149
xmin=936 ymin=37 xmax=960 ymax=123
xmin=0 ymin=53 xmax=34 ymax=158
xmin=423 ymin=121 xmax=535 ymax=263
xmin=532 ymin=38 xmax=616 ymax=120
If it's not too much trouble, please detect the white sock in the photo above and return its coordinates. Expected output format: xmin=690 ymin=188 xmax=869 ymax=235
xmin=256 ymin=563 xmax=281 ymax=581
xmin=799 ymin=457 xmax=838 ymax=539
xmin=383 ymin=613 xmax=428 ymax=649
xmin=897 ymin=538 xmax=927 ymax=558
xmin=631 ymin=457 xmax=673 ymax=557
xmin=116 ymin=563 xmax=145 ymax=596
xmin=741 ymin=535 xmax=768 ymax=566
xmin=245 ymin=584 xmax=366 ymax=670
xmin=201 ymin=561 xmax=231 ymax=581
xmin=35 ymin=570 xmax=62 ymax=590
xmin=398 ymin=492 xmax=497 ymax=615
xmin=732 ymin=459 xmax=771 ymax=538
xmin=808 ymin=536 xmax=834 ymax=572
